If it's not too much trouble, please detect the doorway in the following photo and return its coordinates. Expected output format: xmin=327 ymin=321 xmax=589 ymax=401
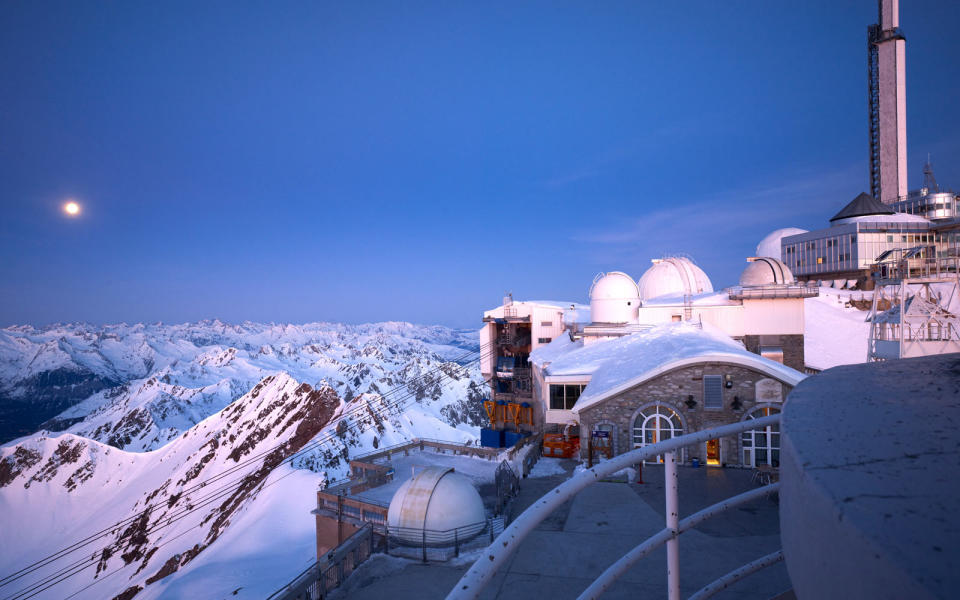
xmin=706 ymin=439 xmax=721 ymax=466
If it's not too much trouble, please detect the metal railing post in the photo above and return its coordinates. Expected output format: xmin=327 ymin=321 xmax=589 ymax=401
xmin=422 ymin=529 xmax=428 ymax=563
xmin=665 ymin=450 xmax=680 ymax=600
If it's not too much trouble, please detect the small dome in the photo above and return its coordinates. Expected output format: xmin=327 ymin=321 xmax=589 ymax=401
xmin=637 ymin=257 xmax=713 ymax=301
xmin=756 ymin=228 xmax=808 ymax=260
xmin=589 ymin=271 xmax=640 ymax=324
xmin=740 ymin=257 xmax=795 ymax=286
xmin=387 ymin=467 xmax=486 ymax=544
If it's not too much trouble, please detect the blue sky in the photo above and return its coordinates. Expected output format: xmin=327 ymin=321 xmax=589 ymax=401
xmin=2 ymin=1 xmax=959 ymax=328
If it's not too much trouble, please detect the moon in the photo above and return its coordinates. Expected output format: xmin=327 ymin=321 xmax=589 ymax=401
xmin=63 ymin=201 xmax=80 ymax=216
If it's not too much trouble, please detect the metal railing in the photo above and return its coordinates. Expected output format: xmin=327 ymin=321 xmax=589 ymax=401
xmin=384 ymin=517 xmax=503 ymax=562
xmin=727 ymin=285 xmax=820 ymax=300
xmin=266 ymin=524 xmax=377 ymax=600
xmin=447 ymin=415 xmax=783 ymax=600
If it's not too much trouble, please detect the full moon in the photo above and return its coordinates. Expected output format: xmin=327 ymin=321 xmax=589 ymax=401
xmin=63 ymin=201 xmax=80 ymax=216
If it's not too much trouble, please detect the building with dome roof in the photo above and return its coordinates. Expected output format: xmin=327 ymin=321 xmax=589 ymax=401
xmin=479 ymin=256 xmax=816 ymax=441
xmin=636 ymin=257 xmax=713 ymax=301
xmin=387 ymin=466 xmax=486 ymax=545
xmin=756 ymin=228 xmax=808 ymax=260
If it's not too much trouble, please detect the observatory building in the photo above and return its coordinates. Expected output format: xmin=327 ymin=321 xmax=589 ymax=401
xmin=480 ymin=255 xmax=812 ymax=467
xmin=386 ymin=466 xmax=486 ymax=545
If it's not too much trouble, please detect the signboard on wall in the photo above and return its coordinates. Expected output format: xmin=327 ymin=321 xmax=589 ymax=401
xmin=755 ymin=378 xmax=783 ymax=403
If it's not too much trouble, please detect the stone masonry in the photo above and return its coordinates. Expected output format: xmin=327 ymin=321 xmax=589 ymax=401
xmin=577 ymin=362 xmax=794 ymax=466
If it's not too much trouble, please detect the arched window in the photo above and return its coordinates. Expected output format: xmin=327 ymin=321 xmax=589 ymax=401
xmin=741 ymin=406 xmax=781 ymax=467
xmin=632 ymin=404 xmax=684 ymax=464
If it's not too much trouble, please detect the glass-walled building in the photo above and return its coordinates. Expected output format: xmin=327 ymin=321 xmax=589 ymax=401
xmin=782 ymin=220 xmax=934 ymax=281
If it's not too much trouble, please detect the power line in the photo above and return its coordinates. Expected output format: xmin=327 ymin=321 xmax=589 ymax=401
xmin=1 ymin=343 xmax=496 ymax=599
xmin=0 ymin=342 xmax=490 ymax=590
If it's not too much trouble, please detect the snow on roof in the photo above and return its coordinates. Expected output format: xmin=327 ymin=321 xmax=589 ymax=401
xmin=538 ymin=322 xmax=807 ymax=414
xmin=640 ymin=290 xmax=740 ymax=307
xmin=529 ymin=333 xmax=582 ymax=369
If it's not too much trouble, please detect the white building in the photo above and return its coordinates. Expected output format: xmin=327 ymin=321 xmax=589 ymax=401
xmin=479 ymin=257 xmax=815 ymax=458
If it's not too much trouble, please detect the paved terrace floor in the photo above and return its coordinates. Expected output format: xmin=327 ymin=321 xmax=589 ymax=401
xmin=330 ymin=461 xmax=791 ymax=600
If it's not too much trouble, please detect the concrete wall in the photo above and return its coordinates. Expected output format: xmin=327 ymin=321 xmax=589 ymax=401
xmin=741 ymin=299 xmax=804 ymax=336
xmin=576 ymin=362 xmax=793 ymax=465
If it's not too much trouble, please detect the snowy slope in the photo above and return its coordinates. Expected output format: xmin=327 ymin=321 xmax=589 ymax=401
xmin=804 ymin=289 xmax=872 ymax=370
xmin=0 ymin=360 xmax=487 ymax=600
xmin=0 ymin=320 xmax=489 ymax=600
xmin=0 ymin=321 xmax=482 ymax=446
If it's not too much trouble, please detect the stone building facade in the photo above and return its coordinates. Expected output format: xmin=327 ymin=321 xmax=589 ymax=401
xmin=576 ymin=362 xmax=794 ymax=467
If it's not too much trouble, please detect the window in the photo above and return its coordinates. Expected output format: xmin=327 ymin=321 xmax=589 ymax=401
xmin=538 ymin=337 xmax=552 ymax=344
xmin=549 ymin=384 xmax=584 ymax=410
xmin=632 ymin=405 xmax=684 ymax=464
xmin=816 ymin=257 xmax=823 ymax=264
xmin=741 ymin=406 xmax=781 ymax=467
xmin=541 ymin=321 xmax=553 ymax=327
xmin=703 ymin=375 xmax=723 ymax=409
xmin=851 ymin=235 xmax=857 ymax=243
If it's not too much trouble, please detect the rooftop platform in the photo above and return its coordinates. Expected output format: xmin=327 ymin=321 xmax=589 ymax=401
xmin=329 ymin=463 xmax=790 ymax=599
xmin=780 ymin=353 xmax=960 ymax=599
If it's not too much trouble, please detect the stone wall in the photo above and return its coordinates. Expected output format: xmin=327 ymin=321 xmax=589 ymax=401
xmin=577 ymin=362 xmax=793 ymax=466
xmin=743 ymin=334 xmax=805 ymax=372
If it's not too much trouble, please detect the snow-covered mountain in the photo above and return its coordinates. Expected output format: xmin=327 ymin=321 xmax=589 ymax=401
xmin=0 ymin=320 xmax=481 ymax=446
xmin=0 ymin=321 xmax=488 ymax=599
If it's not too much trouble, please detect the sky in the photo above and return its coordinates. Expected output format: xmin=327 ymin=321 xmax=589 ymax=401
xmin=2 ymin=1 xmax=959 ymax=329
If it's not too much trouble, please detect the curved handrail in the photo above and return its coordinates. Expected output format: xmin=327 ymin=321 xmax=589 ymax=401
xmin=576 ymin=482 xmax=780 ymax=600
xmin=446 ymin=414 xmax=780 ymax=600
xmin=687 ymin=550 xmax=784 ymax=600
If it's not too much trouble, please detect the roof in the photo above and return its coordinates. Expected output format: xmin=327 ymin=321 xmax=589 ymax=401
xmin=830 ymin=192 xmax=895 ymax=223
xmin=531 ymin=322 xmax=806 ymax=414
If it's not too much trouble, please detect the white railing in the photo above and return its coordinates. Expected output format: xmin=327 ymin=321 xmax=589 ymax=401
xmin=447 ymin=415 xmax=783 ymax=600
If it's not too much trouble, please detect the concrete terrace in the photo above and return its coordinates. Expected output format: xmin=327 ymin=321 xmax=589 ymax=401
xmin=330 ymin=462 xmax=791 ymax=600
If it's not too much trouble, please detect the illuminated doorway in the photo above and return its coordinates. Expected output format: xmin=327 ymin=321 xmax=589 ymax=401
xmin=705 ymin=439 xmax=721 ymax=466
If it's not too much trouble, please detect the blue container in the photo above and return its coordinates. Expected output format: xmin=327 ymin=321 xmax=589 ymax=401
xmin=504 ymin=430 xmax=531 ymax=447
xmin=691 ymin=458 xmax=700 ymax=468
xmin=480 ymin=428 xmax=504 ymax=448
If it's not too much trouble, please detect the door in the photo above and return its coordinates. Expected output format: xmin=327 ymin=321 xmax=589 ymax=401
xmin=706 ymin=439 xmax=721 ymax=466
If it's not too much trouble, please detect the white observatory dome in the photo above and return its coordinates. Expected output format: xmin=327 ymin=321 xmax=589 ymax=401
xmin=589 ymin=271 xmax=641 ymax=324
xmin=637 ymin=257 xmax=713 ymax=301
xmin=756 ymin=228 xmax=808 ymax=260
xmin=387 ymin=467 xmax=486 ymax=544
xmin=740 ymin=257 xmax=795 ymax=287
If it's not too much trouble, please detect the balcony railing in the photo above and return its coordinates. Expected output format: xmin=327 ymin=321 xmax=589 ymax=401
xmin=446 ymin=415 xmax=783 ymax=600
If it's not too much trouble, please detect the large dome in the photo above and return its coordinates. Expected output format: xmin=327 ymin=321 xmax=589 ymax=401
xmin=589 ymin=271 xmax=640 ymax=324
xmin=756 ymin=228 xmax=808 ymax=259
xmin=637 ymin=257 xmax=713 ymax=301
xmin=387 ymin=467 xmax=486 ymax=544
xmin=740 ymin=257 xmax=795 ymax=286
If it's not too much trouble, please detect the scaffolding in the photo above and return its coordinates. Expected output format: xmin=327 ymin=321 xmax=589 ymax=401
xmin=867 ymin=249 xmax=960 ymax=360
